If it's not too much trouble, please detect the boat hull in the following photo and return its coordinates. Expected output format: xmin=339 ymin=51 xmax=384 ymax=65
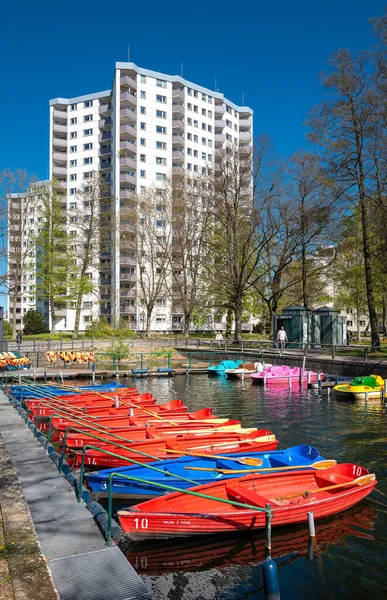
xmin=118 ymin=464 xmax=376 ymax=540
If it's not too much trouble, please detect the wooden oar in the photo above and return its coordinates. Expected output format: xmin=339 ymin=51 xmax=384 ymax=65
xmin=184 ymin=459 xmax=337 ymax=474
xmin=276 ymin=473 xmax=375 ymax=501
xmin=161 ymin=448 xmax=264 ymax=466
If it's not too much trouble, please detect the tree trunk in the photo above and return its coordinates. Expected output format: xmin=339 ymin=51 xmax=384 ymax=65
xmin=359 ymin=198 xmax=380 ymax=348
xmin=183 ymin=314 xmax=190 ymax=338
xmin=12 ymin=292 xmax=18 ymax=337
xmin=301 ymin=199 xmax=308 ymax=308
xmin=225 ymin=308 xmax=233 ymax=338
xmin=383 ymin=295 xmax=387 ymax=336
xmin=74 ymin=294 xmax=82 ymax=336
xmin=356 ymin=307 xmax=361 ymax=343
xmin=233 ymin=298 xmax=243 ymax=342
xmin=146 ymin=311 xmax=151 ymax=337
xmin=50 ymin=299 xmax=56 ymax=335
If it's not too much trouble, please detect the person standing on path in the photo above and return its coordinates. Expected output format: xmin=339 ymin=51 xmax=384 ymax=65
xmin=16 ymin=329 xmax=22 ymax=350
xmin=215 ymin=331 xmax=223 ymax=349
xmin=277 ymin=326 xmax=288 ymax=356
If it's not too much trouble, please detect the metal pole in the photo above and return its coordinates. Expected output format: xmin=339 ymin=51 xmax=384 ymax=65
xmin=92 ymin=361 xmax=96 ymax=384
xmin=288 ymin=376 xmax=292 ymax=390
xmin=168 ymin=352 xmax=171 ymax=369
xmin=107 ymin=475 xmax=113 ymax=545
xmin=265 ymin=504 xmax=272 ymax=556
xmin=115 ymin=395 xmax=119 ymax=408
xmin=364 ymin=347 xmax=368 ymax=362
xmin=308 ymin=511 xmax=315 ymax=537
xmin=332 ymin=345 xmax=336 ymax=359
xmin=189 ymin=353 xmax=192 ymax=369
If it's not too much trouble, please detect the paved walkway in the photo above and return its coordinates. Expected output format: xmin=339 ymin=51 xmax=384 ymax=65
xmin=0 ymin=391 xmax=151 ymax=600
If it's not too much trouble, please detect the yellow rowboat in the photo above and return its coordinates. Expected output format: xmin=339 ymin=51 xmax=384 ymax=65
xmin=334 ymin=375 xmax=385 ymax=400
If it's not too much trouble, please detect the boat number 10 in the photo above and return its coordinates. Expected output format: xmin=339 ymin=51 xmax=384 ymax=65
xmin=134 ymin=518 xmax=148 ymax=529
xmin=353 ymin=465 xmax=362 ymax=476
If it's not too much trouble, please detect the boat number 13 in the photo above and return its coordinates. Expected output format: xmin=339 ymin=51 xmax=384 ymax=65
xmin=134 ymin=518 xmax=148 ymax=529
xmin=353 ymin=465 xmax=362 ymax=476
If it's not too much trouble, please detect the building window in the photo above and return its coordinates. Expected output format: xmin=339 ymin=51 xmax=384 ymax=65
xmin=187 ymin=133 xmax=192 ymax=140
xmin=140 ymin=75 xmax=146 ymax=83
xmin=156 ymin=95 xmax=166 ymax=103
xmin=156 ymin=315 xmax=166 ymax=323
xmin=156 ymin=126 xmax=166 ymax=134
xmin=202 ymin=123 xmax=206 ymax=130
xmin=208 ymin=125 xmax=212 ymax=132
xmin=70 ymin=216 xmax=77 ymax=224
xmin=208 ymin=110 xmax=212 ymax=118
xmin=202 ymin=167 xmax=206 ymax=174
xmin=156 ymin=110 xmax=166 ymax=118
xmin=140 ymin=154 xmax=146 ymax=162
xmin=194 ymin=105 xmax=198 ymax=113
xmin=187 ymin=148 xmax=192 ymax=155
xmin=187 ymin=103 xmax=192 ymax=110
xmin=140 ymin=106 xmax=146 ymax=114
xmin=70 ymin=174 xmax=77 ymax=181
xmin=70 ymin=131 xmax=77 ymax=139
xmin=70 ymin=145 xmax=77 ymax=152
xmin=187 ymin=88 xmax=192 ymax=96
xmin=202 ymin=152 xmax=206 ymax=159
xmin=70 ymin=159 xmax=77 ymax=167
xmin=70 ymin=117 xmax=77 ymax=124
xmin=140 ymin=138 xmax=146 ymax=146
xmin=84 ymin=315 xmax=92 ymax=322
xmin=194 ymin=135 xmax=198 ymax=142
xmin=156 ymin=79 xmax=166 ymax=88
xmin=156 ymin=173 xmax=166 ymax=181
xmin=84 ymin=128 xmax=93 ymax=136
xmin=202 ymin=137 xmax=206 ymax=145
xmin=193 ymin=120 xmax=198 ymax=128
xmin=84 ymin=100 xmax=93 ymax=107
xmin=194 ymin=165 xmax=198 ymax=172
xmin=208 ymin=139 xmax=212 ymax=147
xmin=187 ymin=163 xmax=192 ymax=170
xmin=84 ymin=143 xmax=93 ymax=150
xmin=70 ymin=103 xmax=77 ymax=110
xmin=84 ymin=157 xmax=93 ymax=164
xmin=140 ymin=90 xmax=146 ymax=98
xmin=208 ymin=153 xmax=212 ymax=161
xmin=156 ymin=141 xmax=166 ymax=149
xmin=69 ymin=202 xmax=77 ymax=209
xmin=156 ymin=157 xmax=166 ymax=165
xmin=84 ymin=114 xmax=93 ymax=122
xmin=83 ymin=171 xmax=92 ymax=179
xmin=140 ymin=122 xmax=146 ymax=130
xmin=360 ymin=320 xmax=366 ymax=327
xmin=347 ymin=320 xmax=353 ymax=327
xmin=194 ymin=150 xmax=198 ymax=157
xmin=193 ymin=90 xmax=198 ymax=98
xmin=187 ymin=118 xmax=192 ymax=125
xmin=202 ymin=108 xmax=206 ymax=116
xmin=70 ymin=188 xmax=77 ymax=195
xmin=140 ymin=170 xmax=146 ymax=178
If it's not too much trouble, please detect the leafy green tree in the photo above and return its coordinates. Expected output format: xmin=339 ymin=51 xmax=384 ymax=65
xmin=35 ymin=181 xmax=76 ymax=334
xmin=23 ymin=309 xmax=48 ymax=335
xmin=3 ymin=321 xmax=13 ymax=339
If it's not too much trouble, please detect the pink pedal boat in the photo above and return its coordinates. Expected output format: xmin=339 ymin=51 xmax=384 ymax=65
xmin=251 ymin=365 xmax=324 ymax=385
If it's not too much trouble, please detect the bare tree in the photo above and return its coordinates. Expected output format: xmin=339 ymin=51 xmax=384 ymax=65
xmin=306 ymin=49 xmax=381 ymax=347
xmin=206 ymin=139 xmax=277 ymax=342
xmin=137 ymin=187 xmax=171 ymax=336
xmin=167 ymin=172 xmax=213 ymax=337
xmin=71 ymin=172 xmax=104 ymax=334
xmin=0 ymin=169 xmax=38 ymax=335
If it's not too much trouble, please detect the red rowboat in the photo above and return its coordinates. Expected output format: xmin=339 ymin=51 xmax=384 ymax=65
xmin=118 ymin=463 xmax=376 ymax=540
xmin=64 ymin=426 xmax=258 ymax=450
xmin=75 ymin=430 xmax=277 ymax=467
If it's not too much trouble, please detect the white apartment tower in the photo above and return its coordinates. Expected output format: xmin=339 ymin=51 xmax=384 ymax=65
xmin=48 ymin=62 xmax=253 ymax=331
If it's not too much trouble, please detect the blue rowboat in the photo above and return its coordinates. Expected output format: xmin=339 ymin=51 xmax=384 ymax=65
xmin=85 ymin=445 xmax=325 ymax=500
xmin=10 ymin=381 xmax=126 ymax=401
xmin=208 ymin=360 xmax=243 ymax=375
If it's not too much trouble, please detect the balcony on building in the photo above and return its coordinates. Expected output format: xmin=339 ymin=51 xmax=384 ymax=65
xmin=100 ymin=306 xmax=111 ymax=315
xmin=120 ymin=74 xmax=137 ymax=90
xmin=53 ymin=121 xmax=67 ymax=134
xmin=52 ymin=164 xmax=67 ymax=176
xmin=214 ymin=119 xmax=226 ymax=128
xmin=172 ymin=149 xmax=184 ymax=163
xmin=53 ymin=108 xmax=67 ymax=122
xmin=99 ymin=145 xmax=112 ymax=157
xmin=103 ymin=174 xmax=112 ymax=184
xmin=172 ymin=133 xmax=185 ymax=147
xmin=120 ymin=189 xmax=135 ymax=199
xmin=120 ymin=155 xmax=136 ymax=169
xmin=99 ymin=260 xmax=111 ymax=272
xmin=120 ymin=90 xmax=137 ymax=106
xmin=214 ymin=134 xmax=226 ymax=146
xmin=120 ymin=289 xmax=137 ymax=299
xmin=53 ymin=150 xmax=67 ymax=163
xmin=120 ymin=172 xmax=136 ymax=186
xmin=99 ymin=131 xmax=112 ymax=142
xmin=239 ymin=131 xmax=252 ymax=144
xmin=239 ymin=116 xmax=252 ymax=130
xmin=172 ymin=86 xmax=185 ymax=104
xmin=99 ymin=160 xmax=112 ymax=172
xmin=120 ymin=304 xmax=136 ymax=314
xmin=120 ymin=252 xmax=137 ymax=266
xmin=172 ymin=165 xmax=185 ymax=177
xmin=214 ymin=102 xmax=226 ymax=116
xmin=120 ymin=124 xmax=137 ymax=140
xmin=98 ymin=116 xmax=112 ymax=129
xmin=239 ymin=144 xmax=253 ymax=158
xmin=53 ymin=136 xmax=67 ymax=148
xmin=99 ymin=277 xmax=112 ymax=286
xmin=99 ymin=102 xmax=112 ymax=116
xmin=120 ymin=271 xmax=136 ymax=281
xmin=172 ymin=103 xmax=185 ymax=118
xmin=120 ymin=107 xmax=136 ymax=123
xmin=172 ymin=119 xmax=185 ymax=132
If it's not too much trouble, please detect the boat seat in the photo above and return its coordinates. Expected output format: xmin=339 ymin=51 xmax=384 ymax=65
xmin=225 ymin=483 xmax=279 ymax=507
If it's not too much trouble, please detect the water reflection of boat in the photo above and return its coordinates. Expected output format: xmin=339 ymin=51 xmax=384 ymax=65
xmin=123 ymin=504 xmax=375 ymax=576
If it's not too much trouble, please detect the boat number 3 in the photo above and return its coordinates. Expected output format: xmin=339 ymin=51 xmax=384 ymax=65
xmin=101 ymin=481 xmax=107 ymax=490
xmin=134 ymin=517 xmax=148 ymax=529
xmin=307 ymin=447 xmax=312 ymax=455
xmin=353 ymin=465 xmax=362 ymax=476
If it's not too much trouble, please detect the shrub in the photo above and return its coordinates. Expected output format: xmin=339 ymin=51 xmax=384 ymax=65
xmin=3 ymin=321 xmax=13 ymax=339
xmin=86 ymin=318 xmax=137 ymax=339
xmin=23 ymin=310 xmax=49 ymax=335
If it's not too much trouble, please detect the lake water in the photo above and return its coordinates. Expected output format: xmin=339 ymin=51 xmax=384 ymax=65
xmin=115 ymin=374 xmax=386 ymax=600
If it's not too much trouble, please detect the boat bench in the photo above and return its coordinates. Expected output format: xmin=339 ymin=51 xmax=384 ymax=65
xmin=225 ymin=482 xmax=279 ymax=507
xmin=157 ymin=368 xmax=174 ymax=374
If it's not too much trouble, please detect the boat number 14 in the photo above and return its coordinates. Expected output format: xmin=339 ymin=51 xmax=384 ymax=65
xmin=353 ymin=465 xmax=362 ymax=476
xmin=134 ymin=518 xmax=148 ymax=529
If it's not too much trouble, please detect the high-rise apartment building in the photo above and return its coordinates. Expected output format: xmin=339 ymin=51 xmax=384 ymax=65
xmin=14 ymin=62 xmax=253 ymax=332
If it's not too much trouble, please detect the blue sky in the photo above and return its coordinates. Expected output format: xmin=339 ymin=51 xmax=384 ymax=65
xmin=1 ymin=0 xmax=386 ymax=180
